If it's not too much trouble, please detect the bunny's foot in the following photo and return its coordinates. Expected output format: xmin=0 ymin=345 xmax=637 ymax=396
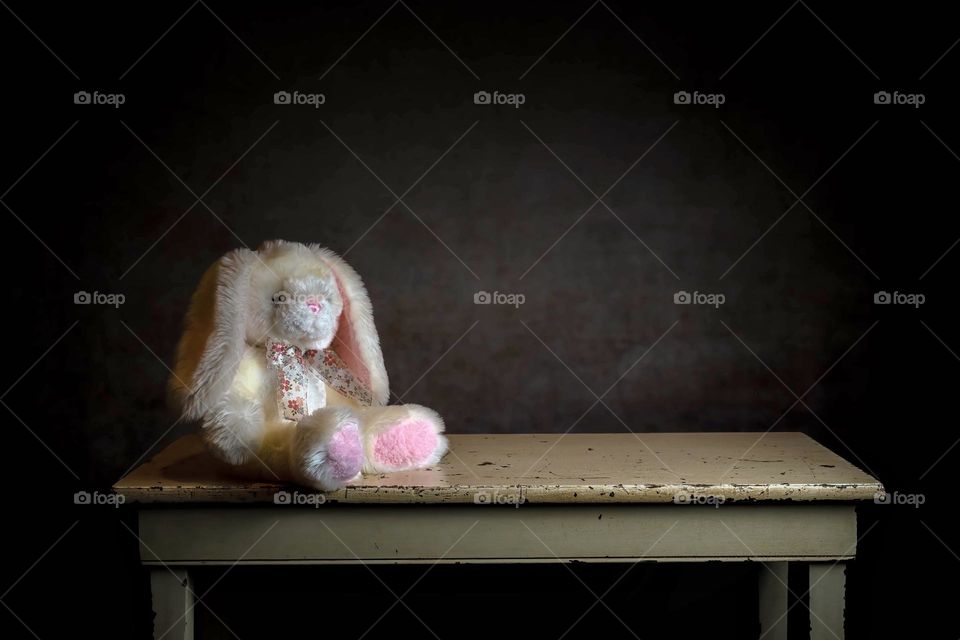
xmin=290 ymin=407 xmax=364 ymax=490
xmin=360 ymin=404 xmax=448 ymax=474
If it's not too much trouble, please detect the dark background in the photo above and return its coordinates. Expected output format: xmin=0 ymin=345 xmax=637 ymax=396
xmin=1 ymin=1 xmax=957 ymax=637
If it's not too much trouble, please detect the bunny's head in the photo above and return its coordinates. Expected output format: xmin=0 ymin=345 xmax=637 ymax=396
xmin=261 ymin=270 xmax=343 ymax=349
xmin=170 ymin=240 xmax=389 ymax=419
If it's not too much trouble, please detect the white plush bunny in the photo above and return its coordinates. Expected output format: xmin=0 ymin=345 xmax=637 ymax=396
xmin=169 ymin=240 xmax=448 ymax=490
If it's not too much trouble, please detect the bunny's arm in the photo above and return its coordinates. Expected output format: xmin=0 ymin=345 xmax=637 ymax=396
xmin=199 ymin=347 xmax=269 ymax=467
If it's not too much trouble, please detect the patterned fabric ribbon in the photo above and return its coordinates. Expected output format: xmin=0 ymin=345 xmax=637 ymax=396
xmin=266 ymin=339 xmax=373 ymax=421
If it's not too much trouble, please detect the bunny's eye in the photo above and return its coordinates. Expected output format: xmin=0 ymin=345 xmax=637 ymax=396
xmin=272 ymin=291 xmax=290 ymax=305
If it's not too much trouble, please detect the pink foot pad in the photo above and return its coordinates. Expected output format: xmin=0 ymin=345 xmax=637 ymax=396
xmin=327 ymin=423 xmax=363 ymax=481
xmin=373 ymin=419 xmax=438 ymax=469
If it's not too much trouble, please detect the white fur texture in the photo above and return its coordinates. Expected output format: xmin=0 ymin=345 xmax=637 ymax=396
xmin=201 ymin=389 xmax=264 ymax=466
xmin=168 ymin=240 xmax=444 ymax=490
xmin=170 ymin=248 xmax=257 ymax=421
xmin=291 ymin=407 xmax=361 ymax=490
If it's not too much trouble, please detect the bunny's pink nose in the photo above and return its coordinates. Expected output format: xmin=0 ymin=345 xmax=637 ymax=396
xmin=307 ymin=300 xmax=322 ymax=314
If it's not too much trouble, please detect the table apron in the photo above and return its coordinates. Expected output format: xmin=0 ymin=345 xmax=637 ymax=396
xmin=137 ymin=504 xmax=858 ymax=565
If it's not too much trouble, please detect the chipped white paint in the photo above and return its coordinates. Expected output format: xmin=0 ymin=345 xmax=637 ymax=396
xmin=114 ymin=432 xmax=882 ymax=503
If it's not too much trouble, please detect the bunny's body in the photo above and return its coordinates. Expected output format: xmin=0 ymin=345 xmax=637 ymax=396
xmin=169 ymin=240 xmax=447 ymax=490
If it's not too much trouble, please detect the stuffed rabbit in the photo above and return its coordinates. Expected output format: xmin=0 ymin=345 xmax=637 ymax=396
xmin=169 ymin=240 xmax=448 ymax=490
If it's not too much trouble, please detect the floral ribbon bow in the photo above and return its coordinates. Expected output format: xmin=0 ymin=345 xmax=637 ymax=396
xmin=266 ymin=339 xmax=373 ymax=421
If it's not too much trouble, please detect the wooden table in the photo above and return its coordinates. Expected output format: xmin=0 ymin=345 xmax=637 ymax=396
xmin=114 ymin=432 xmax=882 ymax=640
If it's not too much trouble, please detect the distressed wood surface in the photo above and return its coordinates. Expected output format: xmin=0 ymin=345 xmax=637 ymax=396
xmin=114 ymin=432 xmax=882 ymax=504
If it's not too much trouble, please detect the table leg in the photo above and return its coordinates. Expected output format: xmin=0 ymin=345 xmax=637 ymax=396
xmin=809 ymin=562 xmax=845 ymax=640
xmin=151 ymin=568 xmax=195 ymax=640
xmin=758 ymin=561 xmax=789 ymax=640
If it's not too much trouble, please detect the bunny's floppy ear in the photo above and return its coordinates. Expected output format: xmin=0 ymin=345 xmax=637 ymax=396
xmin=169 ymin=248 xmax=258 ymax=420
xmin=308 ymin=244 xmax=390 ymax=406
